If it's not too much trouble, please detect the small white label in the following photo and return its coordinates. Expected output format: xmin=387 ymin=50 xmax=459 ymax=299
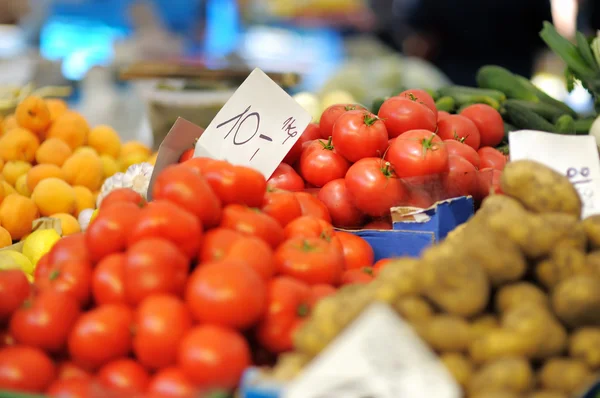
xmin=509 ymin=130 xmax=600 ymax=219
xmin=194 ymin=68 xmax=311 ymax=178
xmin=284 ymin=303 xmax=461 ymax=398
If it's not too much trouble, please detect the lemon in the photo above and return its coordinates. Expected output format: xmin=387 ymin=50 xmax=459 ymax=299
xmin=22 ymin=229 xmax=61 ymax=267
xmin=0 ymin=250 xmax=35 ymax=275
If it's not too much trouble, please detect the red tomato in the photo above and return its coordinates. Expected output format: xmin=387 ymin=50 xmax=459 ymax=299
xmin=47 ymin=233 xmax=89 ymax=266
xmin=436 ymin=114 xmax=481 ymax=150
xmin=406 ymin=186 xmax=435 ymax=208
xmin=478 ymin=147 xmax=507 ymax=171
xmin=437 ymin=111 xmax=451 ymax=122
xmin=373 ymin=258 xmax=393 ymax=274
xmin=284 ymin=215 xmax=335 ymax=241
xmin=92 ymin=253 xmax=126 ymax=305
xmin=35 ymin=258 xmax=92 ymax=306
xmin=443 ymin=139 xmax=481 ymax=168
xmin=10 ymin=290 xmax=80 ymax=353
xmin=152 ymin=164 xmax=222 ymax=228
xmin=180 ymin=157 xmax=216 ymax=174
xmin=68 ymin=304 xmax=133 ymax=370
xmin=283 ymin=123 xmax=322 ymax=165
xmin=178 ymin=148 xmax=194 ymax=163
xmin=46 ymin=378 xmax=92 ymax=398
xmin=398 ymin=89 xmax=437 ymax=119
xmin=262 ymin=189 xmax=302 ymax=227
xmin=331 ymin=110 xmax=389 ymax=162
xmin=0 ymin=346 xmax=55 ymax=392
xmin=336 ymin=231 xmax=375 ymax=270
xmin=256 ymin=277 xmax=330 ymax=353
xmin=299 ymin=138 xmax=350 ymax=187
xmin=363 ymin=219 xmax=392 ymax=230
xmin=100 ymin=188 xmax=146 ymax=209
xmin=0 ymin=331 xmax=14 ymax=349
xmin=344 ymin=158 xmax=408 ymax=217
xmin=147 ymin=367 xmax=197 ymax=398
xmin=443 ymin=155 xmax=479 ymax=198
xmin=57 ymin=361 xmax=91 ymax=380
xmin=220 ymin=204 xmax=285 ymax=249
xmin=0 ymin=270 xmax=29 ymax=321
xmin=195 ymin=160 xmax=267 ymax=208
xmin=198 ymin=228 xmax=241 ymax=262
xmin=124 ymin=238 xmax=189 ymax=305
xmin=294 ymin=191 xmax=332 ymax=222
xmin=133 ymin=295 xmax=192 ymax=370
xmin=267 ymin=163 xmax=305 ymax=192
xmin=386 ymin=130 xmax=449 ymax=178
xmin=341 ymin=267 xmax=375 ymax=285
xmin=186 ymin=260 xmax=267 ymax=329
xmin=129 ymin=200 xmax=202 ymax=259
xmin=377 ymin=97 xmax=437 ymax=138
xmin=477 ymin=168 xmax=503 ymax=199
xmin=310 ymin=284 xmax=337 ymax=303
xmin=319 ymin=103 xmax=366 ymax=139
xmin=97 ymin=359 xmax=150 ymax=394
xmin=275 ymin=237 xmax=345 ymax=285
xmin=86 ymin=201 xmax=142 ymax=263
xmin=317 ymin=179 xmax=366 ymax=228
xmin=460 ymin=104 xmax=505 ymax=147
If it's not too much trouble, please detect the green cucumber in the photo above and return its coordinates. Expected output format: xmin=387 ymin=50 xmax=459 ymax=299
xmin=371 ymin=97 xmax=389 ymax=114
xmin=503 ymin=101 xmax=557 ymax=132
xmin=434 ymin=96 xmax=456 ymax=112
xmin=437 ymin=85 xmax=506 ymax=102
xmin=574 ymin=117 xmax=595 ymax=134
xmin=514 ymin=75 xmax=579 ymax=117
xmin=554 ymin=114 xmax=576 ymax=134
xmin=502 ymin=99 xmax=567 ymax=122
xmin=476 ymin=65 xmax=540 ymax=102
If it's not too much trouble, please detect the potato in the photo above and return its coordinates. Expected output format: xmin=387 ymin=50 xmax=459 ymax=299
xmin=470 ymin=392 xmax=523 ymax=398
xmin=391 ymin=296 xmax=434 ymax=324
xmin=538 ymin=358 xmax=592 ymax=395
xmin=535 ymin=244 xmax=588 ymax=289
xmin=421 ymin=315 xmax=472 ymax=352
xmin=470 ymin=330 xmax=537 ymax=363
xmin=375 ymin=258 xmax=422 ymax=297
xmin=500 ymin=160 xmax=582 ymax=218
xmin=552 ymin=275 xmax=600 ymax=328
xmin=582 ymin=215 xmax=600 ymax=249
xmin=526 ymin=391 xmax=567 ymax=398
xmin=468 ymin=357 xmax=534 ymax=395
xmin=270 ymin=352 xmax=311 ymax=380
xmin=440 ymin=353 xmax=474 ymax=388
xmin=495 ymin=283 xmax=549 ymax=314
xmin=471 ymin=315 xmax=501 ymax=340
xmin=536 ymin=213 xmax=587 ymax=252
xmin=501 ymin=304 xmax=567 ymax=359
xmin=586 ymin=250 xmax=600 ymax=276
xmin=569 ymin=328 xmax=600 ymax=369
xmin=419 ymin=242 xmax=490 ymax=317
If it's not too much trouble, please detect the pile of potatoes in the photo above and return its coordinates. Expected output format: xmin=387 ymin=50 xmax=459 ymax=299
xmin=270 ymin=160 xmax=600 ymax=398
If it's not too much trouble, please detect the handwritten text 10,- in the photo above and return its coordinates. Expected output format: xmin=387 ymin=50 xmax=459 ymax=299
xmin=567 ymin=167 xmax=595 ymax=211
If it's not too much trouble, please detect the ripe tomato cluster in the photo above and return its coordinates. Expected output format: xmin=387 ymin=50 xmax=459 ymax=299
xmin=269 ymin=91 xmax=506 ymax=229
xmin=0 ymin=158 xmax=385 ymax=397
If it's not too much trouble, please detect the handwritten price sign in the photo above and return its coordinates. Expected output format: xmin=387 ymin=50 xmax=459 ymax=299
xmin=509 ymin=130 xmax=600 ymax=219
xmin=194 ymin=69 xmax=311 ymax=178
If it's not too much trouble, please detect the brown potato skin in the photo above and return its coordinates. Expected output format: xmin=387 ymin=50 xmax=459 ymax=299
xmin=468 ymin=357 xmax=534 ymax=396
xmin=535 ymin=244 xmax=588 ymax=289
xmin=500 ymin=160 xmax=582 ymax=218
xmin=391 ymin=296 xmax=434 ymax=324
xmin=538 ymin=358 xmax=593 ymax=395
xmin=582 ymin=215 xmax=600 ymax=249
xmin=441 ymin=353 xmax=474 ymax=388
xmin=495 ymin=283 xmax=549 ymax=314
xmin=421 ymin=315 xmax=472 ymax=352
xmin=569 ymin=327 xmax=600 ymax=369
xmin=470 ymin=330 xmax=537 ymax=364
xmin=552 ymin=275 xmax=600 ymax=328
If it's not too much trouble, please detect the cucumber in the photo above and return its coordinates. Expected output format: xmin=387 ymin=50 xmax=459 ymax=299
xmin=437 ymin=85 xmax=506 ymax=102
xmin=503 ymin=101 xmax=557 ymax=132
xmin=476 ymin=65 xmax=540 ymax=102
xmin=434 ymin=96 xmax=456 ymax=112
xmin=514 ymin=75 xmax=579 ymax=118
xmin=371 ymin=97 xmax=389 ymax=114
xmin=554 ymin=114 xmax=576 ymax=134
xmin=574 ymin=117 xmax=595 ymax=135
xmin=424 ymin=88 xmax=440 ymax=101
xmin=503 ymin=99 xmax=567 ymax=122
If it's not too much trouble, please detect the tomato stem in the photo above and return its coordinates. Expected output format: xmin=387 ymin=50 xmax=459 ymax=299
xmin=319 ymin=137 xmax=334 ymax=151
xmin=380 ymin=161 xmax=395 ymax=178
xmin=362 ymin=267 xmax=374 ymax=275
xmin=363 ymin=113 xmax=379 ymax=126
xmin=344 ymin=104 xmax=358 ymax=111
xmin=421 ymin=134 xmax=440 ymax=157
xmin=297 ymin=303 xmax=310 ymax=317
xmin=49 ymin=270 xmax=60 ymax=281
xmin=319 ymin=231 xmax=332 ymax=242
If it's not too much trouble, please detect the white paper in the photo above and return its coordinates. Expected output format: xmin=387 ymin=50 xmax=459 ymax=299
xmin=509 ymin=130 xmax=600 ymax=219
xmin=194 ymin=68 xmax=311 ymax=178
xmin=285 ymin=303 xmax=461 ymax=398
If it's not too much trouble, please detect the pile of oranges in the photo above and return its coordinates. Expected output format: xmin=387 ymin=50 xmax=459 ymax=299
xmin=0 ymin=96 xmax=156 ymax=248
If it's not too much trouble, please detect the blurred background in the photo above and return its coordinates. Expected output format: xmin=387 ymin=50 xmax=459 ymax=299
xmin=0 ymin=0 xmax=598 ymax=147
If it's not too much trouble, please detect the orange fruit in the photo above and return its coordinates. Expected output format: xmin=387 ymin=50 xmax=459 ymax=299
xmin=62 ymin=152 xmax=104 ymax=191
xmin=0 ymin=194 xmax=39 ymax=240
xmin=35 ymin=138 xmax=72 ymax=166
xmin=0 ymin=127 xmax=40 ymax=162
xmin=0 ymin=226 xmax=11 ymax=247
xmin=73 ymin=185 xmax=95 ymax=216
xmin=1 ymin=115 xmax=18 ymax=135
xmin=120 ymin=152 xmax=149 ymax=171
xmin=2 ymin=161 xmax=32 ymax=186
xmin=1 ymin=181 xmax=16 ymax=196
xmin=0 ymin=158 xmax=4 ymax=173
xmin=0 ymin=180 xmax=4 ymax=203
xmin=26 ymin=164 xmax=66 ymax=192
xmin=147 ymin=152 xmax=158 ymax=166
xmin=46 ymin=110 xmax=89 ymax=150
xmin=100 ymin=155 xmax=119 ymax=178
xmin=15 ymin=96 xmax=52 ymax=135
xmin=45 ymin=98 xmax=68 ymax=122
xmin=88 ymin=125 xmax=121 ymax=158
xmin=15 ymin=174 xmax=31 ymax=197
xmin=31 ymin=178 xmax=76 ymax=216
xmin=74 ymin=146 xmax=98 ymax=157
xmin=120 ymin=141 xmax=151 ymax=159
xmin=50 ymin=213 xmax=80 ymax=236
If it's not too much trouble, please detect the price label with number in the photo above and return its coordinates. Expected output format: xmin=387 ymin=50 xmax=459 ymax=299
xmin=508 ymin=130 xmax=600 ymax=219
xmin=194 ymin=68 xmax=311 ymax=178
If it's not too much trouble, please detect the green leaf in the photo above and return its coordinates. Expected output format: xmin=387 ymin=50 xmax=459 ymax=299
xmin=565 ymin=67 xmax=577 ymax=93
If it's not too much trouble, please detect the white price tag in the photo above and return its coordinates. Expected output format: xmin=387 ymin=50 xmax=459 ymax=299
xmin=284 ymin=303 xmax=461 ymax=398
xmin=509 ymin=130 xmax=600 ymax=219
xmin=194 ymin=68 xmax=311 ymax=178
